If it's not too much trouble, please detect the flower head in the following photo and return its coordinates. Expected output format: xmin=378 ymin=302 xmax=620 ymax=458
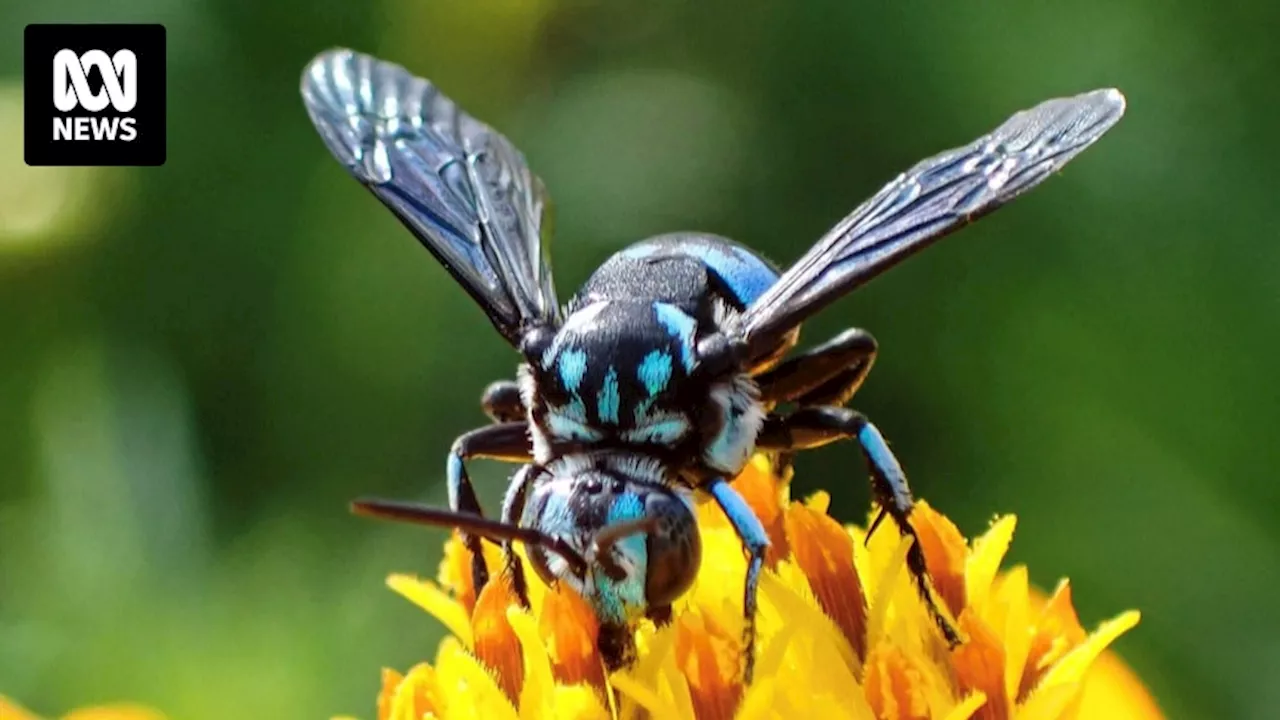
xmin=371 ymin=456 xmax=1161 ymax=720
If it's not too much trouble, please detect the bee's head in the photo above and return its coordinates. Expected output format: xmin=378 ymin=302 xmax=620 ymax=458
xmin=522 ymin=453 xmax=701 ymax=624
xmin=350 ymin=453 xmax=700 ymax=626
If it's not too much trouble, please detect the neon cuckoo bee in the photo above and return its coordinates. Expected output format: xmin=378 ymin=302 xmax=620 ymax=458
xmin=300 ymin=48 xmax=1125 ymax=680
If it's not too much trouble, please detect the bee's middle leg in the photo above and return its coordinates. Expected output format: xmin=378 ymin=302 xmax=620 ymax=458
xmin=754 ymin=327 xmax=877 ymax=408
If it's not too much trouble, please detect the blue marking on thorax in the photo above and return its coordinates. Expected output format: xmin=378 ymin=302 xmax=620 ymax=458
xmin=546 ymin=348 xmax=604 ymax=440
xmin=653 ymin=303 xmax=696 ymax=372
xmin=623 ymin=417 xmax=690 ymax=445
xmin=547 ymin=411 xmax=601 ymax=441
xmin=564 ymin=397 xmax=588 ymax=421
xmin=557 ymin=348 xmax=588 ymax=392
xmin=632 ymin=397 xmax=655 ymax=425
xmin=637 ymin=350 xmax=673 ymax=396
xmin=598 ymin=366 xmax=620 ymax=424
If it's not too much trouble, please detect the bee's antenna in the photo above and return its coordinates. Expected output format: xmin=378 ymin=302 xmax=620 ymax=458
xmin=351 ymin=497 xmax=589 ymax=577
xmin=589 ymin=516 xmax=661 ymax=581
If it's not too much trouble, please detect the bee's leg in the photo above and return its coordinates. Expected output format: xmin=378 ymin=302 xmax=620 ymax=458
xmin=756 ymin=407 xmax=962 ymax=648
xmin=706 ymin=477 xmax=770 ymax=684
xmin=481 ymin=379 xmax=526 ymax=423
xmin=448 ymin=421 xmax=533 ymax=594
xmin=754 ymin=328 xmax=877 ymax=407
xmin=754 ymin=328 xmax=877 ymax=474
xmin=499 ymin=463 xmax=538 ymax=607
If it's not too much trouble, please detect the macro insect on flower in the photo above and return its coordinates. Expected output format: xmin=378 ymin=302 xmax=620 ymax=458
xmin=299 ymin=48 xmax=1125 ymax=683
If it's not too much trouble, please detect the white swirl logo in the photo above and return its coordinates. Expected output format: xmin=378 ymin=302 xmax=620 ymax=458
xmin=53 ymin=49 xmax=137 ymax=113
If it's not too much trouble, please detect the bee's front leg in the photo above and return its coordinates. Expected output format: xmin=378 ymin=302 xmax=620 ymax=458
xmin=447 ymin=422 xmax=533 ymax=593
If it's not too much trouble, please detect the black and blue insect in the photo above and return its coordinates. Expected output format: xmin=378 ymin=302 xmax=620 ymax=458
xmin=300 ymin=48 xmax=1125 ymax=681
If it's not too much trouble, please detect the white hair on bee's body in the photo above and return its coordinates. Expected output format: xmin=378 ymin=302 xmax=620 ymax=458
xmin=546 ymin=301 xmax=610 ymax=356
xmin=710 ymin=295 xmax=738 ymax=330
xmin=544 ymin=451 xmax=670 ymax=488
xmin=704 ymin=373 xmax=765 ymax=475
xmin=695 ymin=296 xmax=767 ymax=475
xmin=518 ymin=363 xmax=555 ymax=463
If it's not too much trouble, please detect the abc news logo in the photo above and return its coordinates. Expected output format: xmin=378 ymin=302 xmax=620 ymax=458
xmin=25 ymin=24 xmax=165 ymax=166
xmin=53 ymin=49 xmax=139 ymax=142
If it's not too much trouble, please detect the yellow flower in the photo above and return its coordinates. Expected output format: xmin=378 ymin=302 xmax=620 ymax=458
xmin=0 ymin=696 xmax=166 ymax=720
xmin=369 ymin=456 xmax=1162 ymax=720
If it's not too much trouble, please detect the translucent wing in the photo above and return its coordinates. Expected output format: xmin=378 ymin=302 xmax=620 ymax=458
xmin=738 ymin=88 xmax=1126 ymax=358
xmin=301 ymin=49 xmax=560 ymax=345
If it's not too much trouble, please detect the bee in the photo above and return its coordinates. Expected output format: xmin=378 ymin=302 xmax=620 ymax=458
xmin=300 ymin=48 xmax=1125 ymax=681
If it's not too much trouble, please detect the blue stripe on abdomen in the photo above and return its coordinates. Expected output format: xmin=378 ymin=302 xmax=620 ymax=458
xmin=621 ymin=235 xmax=779 ymax=307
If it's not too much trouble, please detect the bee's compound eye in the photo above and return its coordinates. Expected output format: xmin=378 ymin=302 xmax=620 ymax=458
xmin=643 ymin=492 xmax=702 ymax=607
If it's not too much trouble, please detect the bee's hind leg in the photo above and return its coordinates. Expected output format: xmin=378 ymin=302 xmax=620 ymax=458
xmin=756 ymin=406 xmax=962 ymax=648
xmin=753 ymin=327 xmax=878 ymax=477
xmin=754 ymin=327 xmax=878 ymax=408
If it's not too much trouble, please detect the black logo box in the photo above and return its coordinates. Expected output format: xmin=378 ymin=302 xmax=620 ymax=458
xmin=24 ymin=24 xmax=166 ymax=167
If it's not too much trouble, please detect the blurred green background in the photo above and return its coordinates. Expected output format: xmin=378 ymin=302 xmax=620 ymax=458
xmin=2 ymin=1 xmax=1276 ymax=718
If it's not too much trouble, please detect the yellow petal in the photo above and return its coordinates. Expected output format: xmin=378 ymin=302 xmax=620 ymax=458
xmin=470 ymin=576 xmax=524 ymax=705
xmin=610 ymin=670 xmax=680 ymax=720
xmin=941 ymin=692 xmax=988 ymax=720
xmin=361 ymin=456 xmax=1161 ymax=720
xmin=674 ymin=609 xmax=743 ymax=720
xmin=786 ymin=499 xmax=869 ymax=659
xmin=550 ymin=684 xmax=611 ymax=720
xmin=865 ymin=535 xmax=914 ymax=651
xmin=1019 ymin=580 xmax=1088 ymax=702
xmin=994 ymin=566 xmax=1032 ymax=703
xmin=1074 ymin=645 xmax=1165 ymax=719
xmin=539 ymin=582 xmax=607 ymax=691
xmin=966 ymin=515 xmax=1017 ymax=610
xmin=385 ymin=663 xmax=442 ymax=720
xmin=387 ymin=573 xmax=473 ymax=648
xmin=1034 ymin=611 xmax=1142 ymax=692
xmin=433 ymin=637 xmax=517 ymax=720
xmin=760 ymin=567 xmax=859 ymax=675
xmin=865 ymin=643 xmax=931 ymax=720
xmin=377 ymin=666 xmax=404 ymax=720
xmin=734 ymin=681 xmax=778 ymax=720
xmin=911 ymin=502 xmax=968 ymax=619
xmin=953 ymin=610 xmax=1011 ymax=720
xmin=509 ymin=606 xmax=555 ymax=718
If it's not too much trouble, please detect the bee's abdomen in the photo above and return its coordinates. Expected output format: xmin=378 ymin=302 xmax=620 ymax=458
xmin=572 ymin=232 xmax=781 ymax=314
